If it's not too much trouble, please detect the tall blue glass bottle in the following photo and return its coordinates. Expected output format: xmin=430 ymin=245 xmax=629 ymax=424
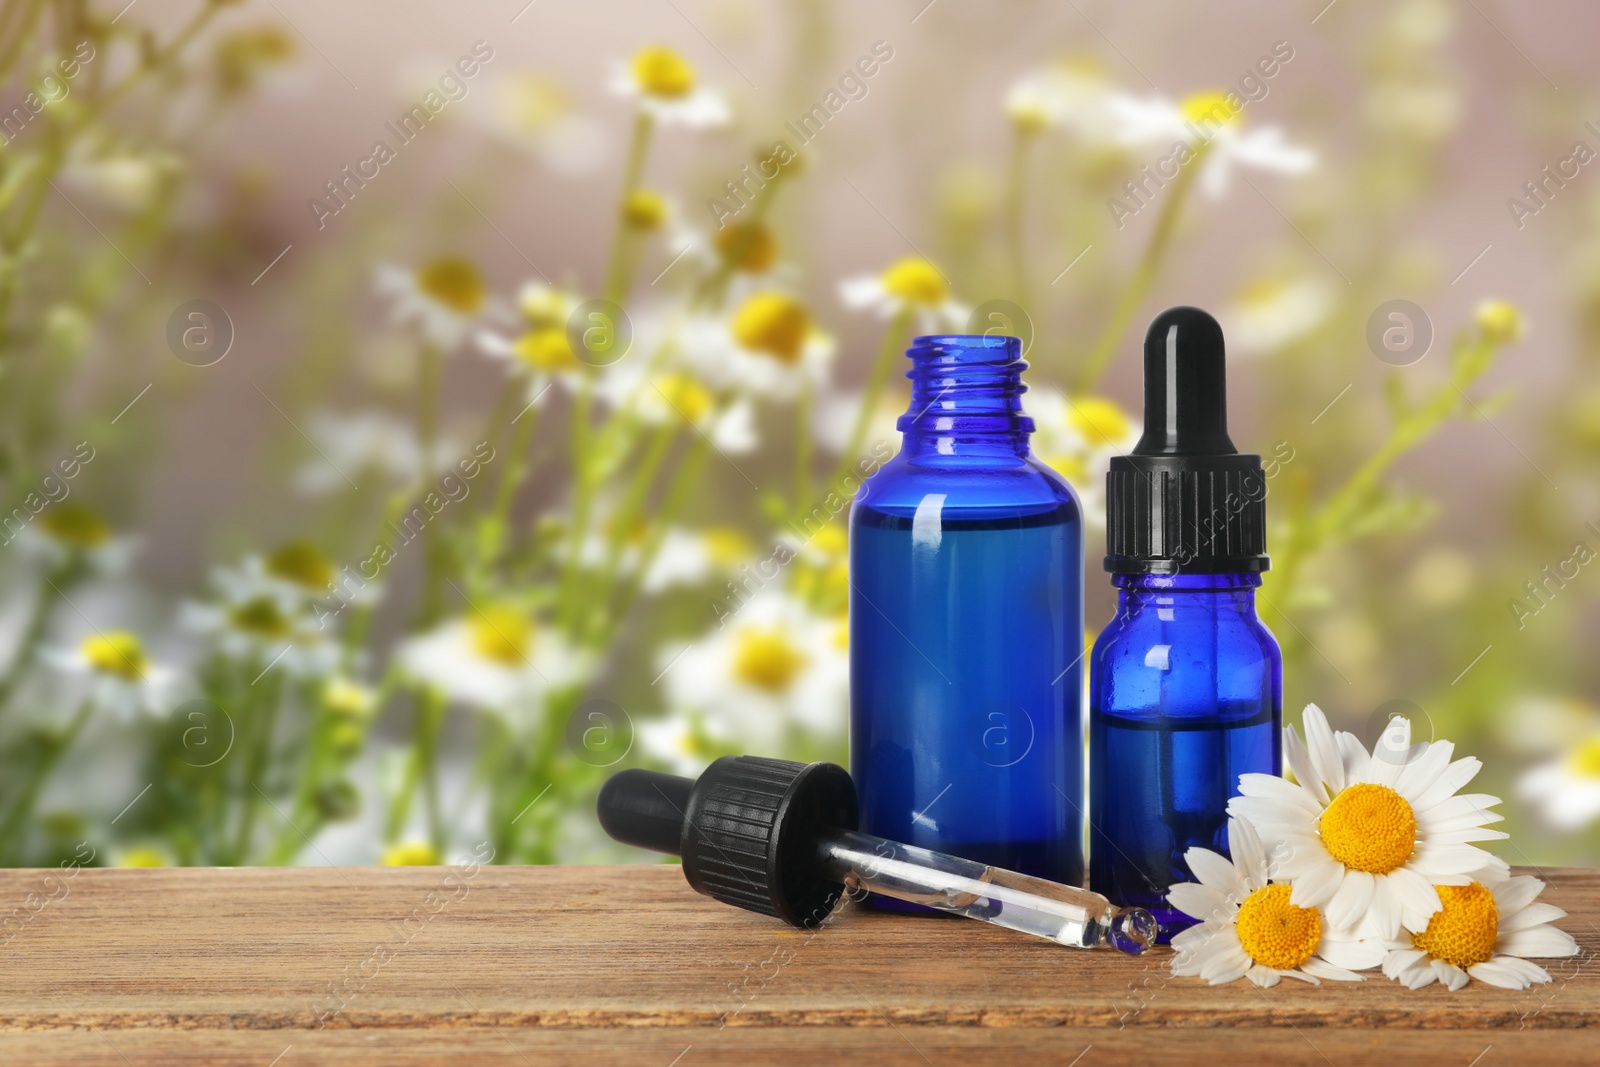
xmin=850 ymin=334 xmax=1084 ymax=904
xmin=1088 ymin=307 xmax=1282 ymax=940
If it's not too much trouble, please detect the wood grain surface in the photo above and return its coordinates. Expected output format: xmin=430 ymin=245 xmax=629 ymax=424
xmin=0 ymin=863 xmax=1594 ymax=1065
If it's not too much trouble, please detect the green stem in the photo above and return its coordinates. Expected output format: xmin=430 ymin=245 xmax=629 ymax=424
xmin=820 ymin=308 xmax=910 ymax=512
xmin=556 ymin=380 xmax=596 ymax=630
xmin=603 ymin=111 xmax=654 ymax=305
xmin=478 ymin=395 xmax=541 ymax=567
xmin=0 ymin=698 xmax=91 ymax=859
xmin=794 ymin=383 xmax=814 ymax=515
xmin=1073 ymin=149 xmax=1204 ymax=393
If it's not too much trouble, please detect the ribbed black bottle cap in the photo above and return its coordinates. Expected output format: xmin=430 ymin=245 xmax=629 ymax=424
xmin=1104 ymin=307 xmax=1270 ymax=575
xmin=596 ymin=756 xmax=858 ymax=928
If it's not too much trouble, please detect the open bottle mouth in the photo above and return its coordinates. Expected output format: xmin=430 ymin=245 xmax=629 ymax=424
xmin=899 ymin=334 xmax=1035 ymax=447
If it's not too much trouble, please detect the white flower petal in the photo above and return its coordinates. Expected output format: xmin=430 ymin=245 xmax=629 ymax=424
xmin=1287 ymin=855 xmax=1345 ymax=909
xmin=1411 ymin=756 xmax=1484 ymax=811
xmin=1228 ymin=816 xmax=1270 ymax=891
xmin=1382 ymin=947 xmax=1428 ymax=980
xmin=1497 ymin=924 xmax=1580 ymax=959
xmin=1168 ymin=881 xmax=1234 ymax=924
xmin=1300 ymin=704 xmax=1346 ymax=794
xmin=1300 ymin=957 xmax=1362 ymax=982
xmin=1184 ymin=846 xmax=1248 ymax=900
xmin=1431 ymin=959 xmax=1471 ymax=991
xmin=1324 ymin=869 xmax=1376 ymax=931
xmin=1491 ymin=875 xmax=1547 ymax=917
xmin=1246 ymin=964 xmax=1282 ymax=988
xmin=1393 ymin=738 xmax=1453 ymax=800
xmin=1467 ymin=958 xmax=1537 ymax=990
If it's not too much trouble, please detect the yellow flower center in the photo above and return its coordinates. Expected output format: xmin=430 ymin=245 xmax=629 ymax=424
xmin=732 ymin=629 xmax=807 ymax=692
xmin=1567 ymin=737 xmax=1600 ymax=779
xmin=1318 ymin=782 xmax=1417 ymax=874
xmin=1180 ymin=90 xmax=1241 ymax=130
xmin=831 ymin=619 xmax=849 ymax=651
xmin=714 ymin=221 xmax=777 ymax=272
xmin=654 ymin=373 xmax=714 ymax=424
xmin=702 ymin=526 xmax=752 ymax=565
xmin=1067 ymin=396 xmax=1132 ymax=447
xmin=624 ymin=189 xmax=668 ymax=230
xmin=39 ymin=502 xmax=111 ymax=548
xmin=381 ymin=841 xmax=441 ymax=867
xmin=266 ymin=540 xmax=335 ymax=592
xmin=503 ymin=73 xmax=570 ymax=132
xmin=116 ymin=847 xmax=168 ymax=868
xmin=881 ymin=257 xmax=947 ymax=305
xmin=416 ymin=256 xmax=487 ymax=315
xmin=1235 ymin=883 xmax=1323 ymax=971
xmin=731 ymin=292 xmax=810 ymax=364
xmin=518 ymin=284 xmax=571 ymax=329
xmin=468 ymin=605 xmax=534 ymax=667
xmin=810 ymin=525 xmax=848 ymax=557
xmin=632 ymin=46 xmax=696 ymax=98
xmin=81 ymin=631 xmax=148 ymax=681
xmin=1411 ymin=881 xmax=1499 ymax=969
xmin=229 ymin=596 xmax=292 ymax=639
xmin=1475 ymin=300 xmax=1524 ymax=345
xmin=323 ymin=677 xmax=376 ymax=719
xmin=514 ymin=327 xmax=580 ymax=373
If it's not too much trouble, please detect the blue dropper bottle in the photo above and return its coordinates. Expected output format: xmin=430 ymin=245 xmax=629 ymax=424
xmin=850 ymin=334 xmax=1084 ymax=907
xmin=1088 ymin=307 xmax=1282 ymax=941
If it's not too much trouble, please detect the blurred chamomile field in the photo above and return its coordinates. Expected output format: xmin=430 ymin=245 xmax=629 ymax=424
xmin=0 ymin=0 xmax=1597 ymax=872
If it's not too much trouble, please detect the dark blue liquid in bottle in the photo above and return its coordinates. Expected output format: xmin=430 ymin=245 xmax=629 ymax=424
xmin=1089 ymin=573 xmax=1281 ymax=937
xmin=850 ymin=335 xmax=1084 ymax=907
xmin=1088 ymin=307 xmax=1281 ymax=942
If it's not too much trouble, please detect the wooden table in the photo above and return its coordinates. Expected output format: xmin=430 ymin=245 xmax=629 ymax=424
xmin=0 ymin=864 xmax=1594 ymax=1065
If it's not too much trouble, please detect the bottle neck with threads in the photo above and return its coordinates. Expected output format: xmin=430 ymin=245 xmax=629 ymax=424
xmin=898 ymin=335 xmax=1034 ymax=465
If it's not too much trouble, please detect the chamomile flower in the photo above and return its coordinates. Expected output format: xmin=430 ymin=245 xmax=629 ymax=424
xmin=1223 ymin=276 xmax=1338 ymax=356
xmin=1379 ymin=872 xmax=1578 ymax=991
xmin=642 ymin=526 xmax=756 ymax=594
xmin=611 ymin=46 xmax=729 ymax=129
xmin=476 ymin=282 xmax=596 ymax=397
xmin=396 ymin=604 xmax=593 ymax=721
xmin=16 ymin=502 xmax=137 ymax=575
xmin=1229 ymin=704 xmax=1510 ymax=940
xmin=594 ymin=362 xmax=758 ymax=454
xmin=638 ymin=715 xmax=722 ymax=776
xmin=679 ymin=292 xmax=835 ymax=401
xmin=839 ymin=257 xmax=969 ymax=333
xmin=481 ymin=72 xmax=607 ymax=175
xmin=1106 ymin=89 xmax=1315 ymax=198
xmin=1004 ymin=57 xmax=1114 ymax=136
xmin=381 ymin=840 xmax=441 ymax=866
xmin=661 ymin=589 xmax=847 ymax=751
xmin=46 ymin=630 xmax=175 ymax=720
xmin=295 ymin=411 xmax=426 ymax=494
xmin=1027 ymin=391 xmax=1137 ymax=527
xmin=182 ymin=548 xmax=341 ymax=675
xmin=1168 ymin=817 xmax=1384 ymax=987
xmin=376 ymin=256 xmax=492 ymax=350
xmin=810 ymin=388 xmax=904 ymax=459
xmin=1520 ymin=735 xmax=1600 ymax=830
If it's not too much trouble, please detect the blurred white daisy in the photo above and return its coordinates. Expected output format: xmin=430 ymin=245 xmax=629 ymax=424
xmin=46 ymin=630 xmax=175 ymax=720
xmin=1004 ymin=57 xmax=1115 ymax=136
xmin=480 ymin=72 xmax=607 ymax=175
xmin=660 ymin=589 xmax=846 ymax=751
xmin=61 ymin=145 xmax=179 ymax=213
xmin=1520 ymin=735 xmax=1600 ymax=830
xmin=1106 ymin=90 xmax=1315 ymax=198
xmin=396 ymin=604 xmax=593 ymax=721
xmin=811 ymin=388 xmax=904 ymax=460
xmin=638 ymin=715 xmax=722 ymax=776
xmin=679 ymin=293 xmax=835 ymax=402
xmin=1027 ymin=391 xmax=1137 ymax=527
xmin=13 ymin=502 xmax=137 ymax=575
xmin=840 ymin=257 xmax=969 ymax=334
xmin=181 ymin=592 xmax=336 ymax=677
xmin=1229 ymin=704 xmax=1510 ymax=940
xmin=1223 ymin=276 xmax=1338 ymax=356
xmin=1379 ymin=873 xmax=1578 ymax=991
xmin=610 ymin=45 xmax=728 ymax=129
xmin=376 ymin=256 xmax=492 ymax=350
xmin=295 ymin=411 xmax=425 ymax=494
xmin=642 ymin=526 xmax=756 ymax=594
xmin=1168 ymin=817 xmax=1383 ymax=987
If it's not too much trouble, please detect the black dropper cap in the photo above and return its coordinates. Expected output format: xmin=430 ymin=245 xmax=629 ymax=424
xmin=1104 ymin=307 xmax=1270 ymax=574
xmin=597 ymin=755 xmax=858 ymax=928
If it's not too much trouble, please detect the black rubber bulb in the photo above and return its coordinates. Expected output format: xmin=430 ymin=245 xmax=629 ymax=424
xmin=1132 ymin=306 xmax=1237 ymax=457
